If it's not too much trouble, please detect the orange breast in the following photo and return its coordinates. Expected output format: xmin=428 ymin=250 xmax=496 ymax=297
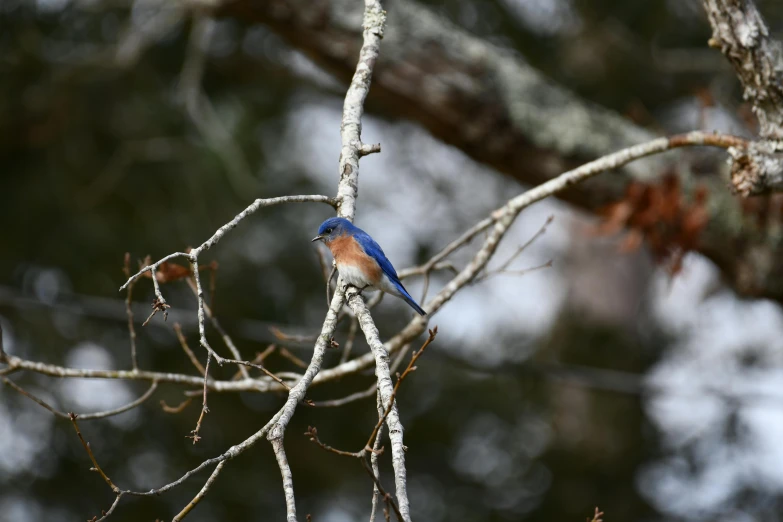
xmin=329 ymin=234 xmax=382 ymax=284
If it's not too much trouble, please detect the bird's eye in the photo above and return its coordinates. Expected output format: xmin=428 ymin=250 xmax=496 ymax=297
xmin=325 ymin=228 xmax=332 ymax=234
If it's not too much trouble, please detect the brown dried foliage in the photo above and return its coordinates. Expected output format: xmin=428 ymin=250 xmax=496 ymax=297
xmin=596 ymin=172 xmax=709 ymax=275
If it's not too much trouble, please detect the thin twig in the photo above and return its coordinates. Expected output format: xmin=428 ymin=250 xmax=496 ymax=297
xmin=305 ymin=426 xmax=362 ymax=458
xmin=306 ymin=332 xmax=434 ymax=521
xmin=304 ymin=425 xmax=403 ymax=521
xmin=161 ymin=397 xmax=194 ymax=414
xmin=118 ymin=194 xmax=336 ymax=381
xmin=173 ymin=323 xmax=206 ymax=376
xmin=589 ymin=507 xmax=605 ymax=522
xmin=172 ymin=461 xmax=227 ymax=522
xmin=1 ymin=353 xmax=275 ymax=391
xmin=340 ymin=316 xmax=359 ymax=364
xmin=122 ymin=253 xmax=139 ymax=371
xmin=277 ymin=347 xmax=308 ymax=369
xmin=94 ymin=493 xmax=123 ymax=522
xmin=231 ymin=347 xmax=275 ymax=380
xmin=314 ymin=341 xmax=413 ymax=408
xmin=475 ymin=215 xmax=553 ymax=282
xmin=222 ymin=358 xmax=292 ymax=391
xmin=69 ymin=413 xmax=120 ymax=493
xmin=312 ymin=383 xmax=376 ymax=408
xmin=190 ymin=257 xmax=223 ymax=365
xmin=476 ymin=259 xmax=554 ymax=283
xmin=327 ymin=265 xmax=336 ymax=308
xmin=185 ymin=278 xmax=249 ymax=379
xmin=188 ymin=352 xmax=211 ymax=444
xmin=2 ymin=377 xmax=158 ymax=420
xmin=364 ymin=328 xmax=437 ymax=452
xmin=361 ymin=457 xmax=402 ymax=522
xmin=3 ymin=377 xmax=69 ymax=418
xmin=120 ymin=196 xmax=336 ymax=292
xmin=270 ymin=326 xmax=318 ymax=345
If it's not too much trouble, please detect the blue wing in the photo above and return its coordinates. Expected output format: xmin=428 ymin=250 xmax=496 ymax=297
xmin=354 ymin=231 xmax=399 ymax=280
xmin=354 ymin=231 xmax=427 ymax=316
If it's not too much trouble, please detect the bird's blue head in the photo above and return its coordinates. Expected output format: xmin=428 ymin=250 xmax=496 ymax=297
xmin=312 ymin=217 xmax=353 ymax=244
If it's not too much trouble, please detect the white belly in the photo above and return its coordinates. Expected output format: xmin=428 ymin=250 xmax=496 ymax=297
xmin=337 ymin=262 xmax=375 ymax=289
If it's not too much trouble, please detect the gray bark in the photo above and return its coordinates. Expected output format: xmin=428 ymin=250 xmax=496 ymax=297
xmin=223 ymin=0 xmax=783 ymax=301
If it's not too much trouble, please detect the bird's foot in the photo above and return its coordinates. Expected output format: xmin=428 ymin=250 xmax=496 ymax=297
xmin=345 ymin=283 xmax=371 ymax=296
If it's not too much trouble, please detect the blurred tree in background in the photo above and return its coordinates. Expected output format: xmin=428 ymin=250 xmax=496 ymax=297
xmin=2 ymin=0 xmax=783 ymax=521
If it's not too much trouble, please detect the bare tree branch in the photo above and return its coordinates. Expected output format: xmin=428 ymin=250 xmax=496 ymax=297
xmin=6 ymin=132 xmax=750 ymax=393
xmin=305 ymin=330 xmax=435 ymax=521
xmin=369 ymin=389 xmax=385 ymax=522
xmin=335 ymin=0 xmax=387 ymax=221
xmin=702 ymin=0 xmax=783 ymax=195
xmin=269 ymin=424 xmax=298 ymax=522
xmin=173 ymin=323 xmax=207 ymax=376
xmin=6 ymin=123 xmax=748 ymax=520
xmin=345 ymin=286 xmax=413 ymax=522
xmin=172 ymin=460 xmax=227 ymax=522
xmin=703 ymin=0 xmax=783 ymax=140
xmin=120 ymin=195 xmax=335 ymax=290
xmin=231 ymin=0 xmax=783 ymax=300
xmin=122 ymin=253 xmax=139 ymax=371
xmin=69 ymin=413 xmax=120 ymax=494
xmin=185 ymin=277 xmax=250 ymax=380
xmin=119 ymin=194 xmax=336 ymax=373
xmin=261 ymin=1 xmax=388 ymax=515
xmin=310 ymin=131 xmax=752 ymax=386
xmin=188 ymin=352 xmax=211 ymax=444
xmin=2 ymin=378 xmax=158 ymax=420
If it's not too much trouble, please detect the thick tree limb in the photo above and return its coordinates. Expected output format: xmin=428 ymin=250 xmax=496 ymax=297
xmin=227 ymin=0 xmax=657 ymax=192
xmin=702 ymin=0 xmax=783 ymax=195
xmin=703 ymin=0 xmax=783 ymax=140
xmin=224 ymin=0 xmax=783 ymax=302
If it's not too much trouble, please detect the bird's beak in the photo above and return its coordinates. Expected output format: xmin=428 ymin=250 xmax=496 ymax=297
xmin=311 ymin=234 xmax=324 ymax=243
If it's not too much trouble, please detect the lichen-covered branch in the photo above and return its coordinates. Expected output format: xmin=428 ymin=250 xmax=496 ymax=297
xmin=262 ymin=1 xmax=387 ymax=515
xmin=119 ymin=194 xmax=336 ymax=370
xmin=225 ymin=0 xmax=783 ymax=301
xmin=703 ymin=0 xmax=783 ymax=140
xmin=3 ymin=125 xmax=750 ymax=520
xmin=702 ymin=0 xmax=783 ymax=195
xmin=269 ymin=424 xmax=298 ymax=522
xmin=335 ymin=0 xmax=385 ymax=220
xmin=345 ymin=287 xmax=411 ymax=521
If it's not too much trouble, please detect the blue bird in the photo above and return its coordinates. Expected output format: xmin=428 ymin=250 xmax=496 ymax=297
xmin=312 ymin=217 xmax=427 ymax=316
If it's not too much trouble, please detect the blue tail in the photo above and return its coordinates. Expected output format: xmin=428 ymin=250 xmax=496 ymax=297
xmin=397 ymin=285 xmax=427 ymax=316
